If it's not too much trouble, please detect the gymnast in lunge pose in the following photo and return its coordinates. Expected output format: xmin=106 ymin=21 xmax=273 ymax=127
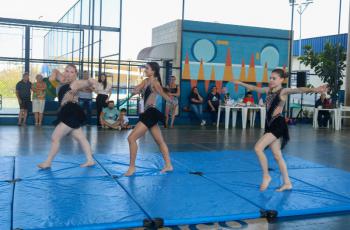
xmin=234 ymin=69 xmax=327 ymax=192
xmin=38 ymin=64 xmax=98 ymax=169
xmin=125 ymin=62 xmax=175 ymax=176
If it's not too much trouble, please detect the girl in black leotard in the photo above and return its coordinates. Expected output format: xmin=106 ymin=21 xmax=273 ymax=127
xmin=38 ymin=64 xmax=98 ymax=169
xmin=125 ymin=62 xmax=175 ymax=176
xmin=235 ymin=69 xmax=327 ymax=192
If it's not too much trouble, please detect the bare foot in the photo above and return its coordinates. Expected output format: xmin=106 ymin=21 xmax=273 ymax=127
xmin=161 ymin=165 xmax=174 ymax=173
xmin=260 ymin=175 xmax=272 ymax=191
xmin=80 ymin=160 xmax=95 ymax=167
xmin=37 ymin=162 xmax=51 ymax=169
xmin=124 ymin=167 xmax=136 ymax=176
xmin=276 ymin=183 xmax=293 ymax=192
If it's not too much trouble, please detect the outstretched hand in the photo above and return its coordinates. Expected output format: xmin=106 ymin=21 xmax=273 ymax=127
xmin=233 ymin=79 xmax=240 ymax=84
xmin=315 ymin=85 xmax=328 ymax=94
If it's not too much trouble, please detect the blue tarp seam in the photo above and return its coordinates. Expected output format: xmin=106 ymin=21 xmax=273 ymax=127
xmin=289 ymin=175 xmax=350 ymax=203
xmin=21 ymin=175 xmax=110 ymax=182
xmin=92 ymin=155 xmax=153 ymax=222
xmin=171 ymin=158 xmax=267 ymax=211
xmin=201 ymin=174 xmax=266 ymax=211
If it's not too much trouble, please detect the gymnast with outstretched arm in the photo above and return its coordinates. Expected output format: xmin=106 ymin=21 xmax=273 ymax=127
xmin=234 ymin=68 xmax=327 ymax=192
xmin=124 ymin=62 xmax=175 ymax=176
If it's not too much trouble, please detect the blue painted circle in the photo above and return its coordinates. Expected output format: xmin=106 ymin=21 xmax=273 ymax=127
xmin=260 ymin=46 xmax=279 ymax=69
xmin=192 ymin=39 xmax=216 ymax=62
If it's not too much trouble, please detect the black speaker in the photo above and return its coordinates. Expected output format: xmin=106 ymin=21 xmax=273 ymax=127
xmin=296 ymin=71 xmax=307 ymax=87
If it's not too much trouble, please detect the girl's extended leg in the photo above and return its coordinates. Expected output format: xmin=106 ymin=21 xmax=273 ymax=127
xmin=270 ymin=139 xmax=292 ymax=192
xmin=38 ymin=122 xmax=72 ymax=169
xmin=150 ymin=124 xmax=173 ymax=173
xmin=125 ymin=122 xmax=148 ymax=176
xmin=71 ymin=128 xmax=95 ymax=167
xmin=254 ymin=133 xmax=277 ymax=191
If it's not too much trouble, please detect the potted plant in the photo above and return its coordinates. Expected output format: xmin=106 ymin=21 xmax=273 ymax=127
xmin=298 ymin=42 xmax=346 ymax=107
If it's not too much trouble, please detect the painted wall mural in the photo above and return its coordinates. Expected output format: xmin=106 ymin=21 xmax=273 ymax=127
xmin=180 ymin=22 xmax=289 ymax=110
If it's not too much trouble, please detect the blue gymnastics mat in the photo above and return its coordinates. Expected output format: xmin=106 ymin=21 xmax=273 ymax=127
xmin=1 ymin=150 xmax=350 ymax=229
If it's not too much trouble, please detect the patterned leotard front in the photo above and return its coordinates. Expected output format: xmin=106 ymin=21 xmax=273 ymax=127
xmin=264 ymin=88 xmax=289 ymax=148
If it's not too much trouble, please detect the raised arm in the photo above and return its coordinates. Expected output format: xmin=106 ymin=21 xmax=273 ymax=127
xmin=191 ymin=93 xmax=203 ymax=103
xmin=70 ymin=78 xmax=99 ymax=91
xmin=234 ymin=80 xmax=269 ymax=94
xmin=280 ymin=85 xmax=328 ymax=96
xmin=49 ymin=69 xmax=63 ymax=83
xmin=132 ymin=79 xmax=146 ymax=95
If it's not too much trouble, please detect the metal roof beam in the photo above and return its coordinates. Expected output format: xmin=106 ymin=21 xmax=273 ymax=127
xmin=0 ymin=17 xmax=120 ymax=32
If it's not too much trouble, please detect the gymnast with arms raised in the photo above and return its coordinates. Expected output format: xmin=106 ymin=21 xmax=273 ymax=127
xmin=234 ymin=68 xmax=327 ymax=192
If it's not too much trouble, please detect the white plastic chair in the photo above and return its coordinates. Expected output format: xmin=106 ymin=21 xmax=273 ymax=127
xmin=338 ymin=105 xmax=350 ymax=129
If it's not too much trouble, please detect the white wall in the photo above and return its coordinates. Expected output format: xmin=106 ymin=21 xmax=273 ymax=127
xmin=292 ymin=56 xmax=347 ymax=90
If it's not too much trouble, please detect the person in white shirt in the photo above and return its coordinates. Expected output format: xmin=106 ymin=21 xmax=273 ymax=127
xmin=95 ymin=73 xmax=112 ymax=126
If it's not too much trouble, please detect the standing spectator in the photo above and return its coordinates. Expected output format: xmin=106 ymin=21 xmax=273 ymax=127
xmin=164 ymin=76 xmax=180 ymax=128
xmin=189 ymin=86 xmax=206 ymax=126
xmin=207 ymin=86 xmax=221 ymax=125
xmin=16 ymin=72 xmax=32 ymax=126
xmin=315 ymin=93 xmax=331 ymax=128
xmin=100 ymin=100 xmax=119 ymax=129
xmin=31 ymin=74 xmax=47 ymax=126
xmin=95 ymin=73 xmax=112 ymax=126
xmin=79 ymin=71 xmax=93 ymax=125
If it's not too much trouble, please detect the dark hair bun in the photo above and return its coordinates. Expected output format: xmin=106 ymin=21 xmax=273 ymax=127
xmin=272 ymin=68 xmax=288 ymax=79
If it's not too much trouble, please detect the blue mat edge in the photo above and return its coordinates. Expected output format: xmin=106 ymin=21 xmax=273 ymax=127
xmin=3 ymin=151 xmax=350 ymax=229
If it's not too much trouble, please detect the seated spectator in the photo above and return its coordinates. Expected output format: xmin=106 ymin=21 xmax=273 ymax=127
xmin=115 ymin=108 xmax=131 ymax=130
xmin=207 ymin=86 xmax=221 ymax=125
xmin=100 ymin=101 xmax=119 ymax=129
xmin=315 ymin=93 xmax=331 ymax=128
xmin=243 ymin=92 xmax=255 ymax=105
xmin=189 ymin=86 xmax=206 ymax=126
xmin=224 ymin=93 xmax=231 ymax=104
xmin=221 ymin=86 xmax=231 ymax=104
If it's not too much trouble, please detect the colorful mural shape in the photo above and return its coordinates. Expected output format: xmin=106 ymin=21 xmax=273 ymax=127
xmin=182 ymin=53 xmax=190 ymax=80
xmin=198 ymin=59 xmax=205 ymax=81
xmin=223 ymin=47 xmax=234 ymax=82
xmin=192 ymin=39 xmax=216 ymax=62
xmin=180 ymin=21 xmax=289 ymax=108
xmin=205 ymin=66 xmax=215 ymax=93
xmin=246 ymin=54 xmax=257 ymax=83
xmin=236 ymin=59 xmax=246 ymax=92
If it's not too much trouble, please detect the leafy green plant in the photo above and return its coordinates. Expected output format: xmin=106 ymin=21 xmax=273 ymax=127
xmin=298 ymin=42 xmax=346 ymax=104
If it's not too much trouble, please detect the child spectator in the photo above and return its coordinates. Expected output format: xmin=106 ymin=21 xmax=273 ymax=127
xmin=115 ymin=108 xmax=131 ymax=130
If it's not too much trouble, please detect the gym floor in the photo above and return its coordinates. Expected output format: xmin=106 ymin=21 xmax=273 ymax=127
xmin=1 ymin=124 xmax=350 ymax=230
